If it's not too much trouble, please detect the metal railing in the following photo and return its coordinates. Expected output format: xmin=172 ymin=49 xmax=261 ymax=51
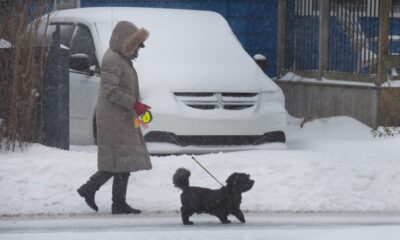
xmin=277 ymin=0 xmax=399 ymax=84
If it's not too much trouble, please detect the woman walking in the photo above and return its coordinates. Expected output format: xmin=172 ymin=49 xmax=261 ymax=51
xmin=77 ymin=21 xmax=152 ymax=214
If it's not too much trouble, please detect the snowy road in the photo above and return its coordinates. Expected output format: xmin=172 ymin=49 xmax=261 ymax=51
xmin=1 ymin=213 xmax=400 ymax=240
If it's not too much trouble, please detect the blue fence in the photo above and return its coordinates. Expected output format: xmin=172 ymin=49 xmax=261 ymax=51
xmin=283 ymin=0 xmax=400 ymax=77
xmin=80 ymin=0 xmax=280 ymax=77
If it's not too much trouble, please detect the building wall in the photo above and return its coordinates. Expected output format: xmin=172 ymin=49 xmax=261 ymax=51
xmin=80 ymin=0 xmax=279 ymax=77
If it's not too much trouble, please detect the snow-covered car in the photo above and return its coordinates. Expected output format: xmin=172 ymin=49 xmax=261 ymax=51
xmin=40 ymin=7 xmax=287 ymax=154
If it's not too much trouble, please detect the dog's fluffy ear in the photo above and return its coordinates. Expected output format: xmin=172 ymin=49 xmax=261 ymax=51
xmin=122 ymin=28 xmax=149 ymax=57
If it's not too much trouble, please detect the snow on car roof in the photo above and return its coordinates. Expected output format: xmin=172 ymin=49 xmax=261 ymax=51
xmin=53 ymin=7 xmax=279 ymax=94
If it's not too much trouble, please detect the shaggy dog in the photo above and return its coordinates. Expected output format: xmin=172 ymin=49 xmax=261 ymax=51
xmin=173 ymin=168 xmax=254 ymax=225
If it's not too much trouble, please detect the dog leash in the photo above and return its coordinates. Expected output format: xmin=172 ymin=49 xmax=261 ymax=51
xmin=191 ymin=156 xmax=224 ymax=187
xmin=151 ymin=119 xmax=225 ymax=187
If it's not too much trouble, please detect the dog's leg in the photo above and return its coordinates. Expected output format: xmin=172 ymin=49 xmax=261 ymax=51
xmin=232 ymin=209 xmax=245 ymax=223
xmin=217 ymin=214 xmax=231 ymax=224
xmin=181 ymin=207 xmax=194 ymax=225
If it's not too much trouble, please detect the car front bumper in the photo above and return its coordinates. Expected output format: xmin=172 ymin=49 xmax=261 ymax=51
xmin=142 ymin=105 xmax=287 ymax=154
xmin=146 ymin=141 xmax=287 ymax=155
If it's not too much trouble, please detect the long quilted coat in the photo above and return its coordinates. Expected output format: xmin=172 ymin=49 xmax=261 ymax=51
xmin=96 ymin=21 xmax=152 ymax=173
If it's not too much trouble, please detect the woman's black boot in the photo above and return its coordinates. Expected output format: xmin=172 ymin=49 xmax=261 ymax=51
xmin=77 ymin=171 xmax=113 ymax=211
xmin=111 ymin=172 xmax=141 ymax=214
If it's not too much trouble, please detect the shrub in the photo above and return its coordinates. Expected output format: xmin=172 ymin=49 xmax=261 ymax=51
xmin=0 ymin=0 xmax=51 ymax=151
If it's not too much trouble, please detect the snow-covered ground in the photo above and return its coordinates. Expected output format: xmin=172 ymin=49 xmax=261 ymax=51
xmin=1 ymin=116 xmax=400 ymax=216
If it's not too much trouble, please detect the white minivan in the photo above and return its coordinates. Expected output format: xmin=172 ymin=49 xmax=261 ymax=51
xmin=41 ymin=7 xmax=287 ymax=154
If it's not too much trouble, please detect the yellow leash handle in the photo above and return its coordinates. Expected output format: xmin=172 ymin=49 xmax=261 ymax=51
xmin=134 ymin=110 xmax=152 ymax=129
xmin=141 ymin=111 xmax=152 ymax=124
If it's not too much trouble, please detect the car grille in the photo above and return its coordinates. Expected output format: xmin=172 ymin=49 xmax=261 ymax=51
xmin=144 ymin=131 xmax=286 ymax=146
xmin=174 ymin=92 xmax=258 ymax=110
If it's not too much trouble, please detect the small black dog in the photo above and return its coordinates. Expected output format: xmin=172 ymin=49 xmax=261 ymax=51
xmin=173 ymin=168 xmax=254 ymax=225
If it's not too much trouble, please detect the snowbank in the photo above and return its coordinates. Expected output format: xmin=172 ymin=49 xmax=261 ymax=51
xmin=382 ymin=80 xmax=400 ymax=88
xmin=281 ymin=72 xmax=400 ymax=88
xmin=1 ymin=116 xmax=400 ymax=216
xmin=280 ymin=72 xmax=377 ymax=87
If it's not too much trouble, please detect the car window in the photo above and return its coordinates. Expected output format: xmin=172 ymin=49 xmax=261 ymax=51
xmin=69 ymin=25 xmax=97 ymax=66
xmin=37 ymin=23 xmax=74 ymax=47
xmin=58 ymin=24 xmax=74 ymax=47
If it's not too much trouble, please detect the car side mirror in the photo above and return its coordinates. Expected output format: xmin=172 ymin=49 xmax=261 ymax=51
xmin=70 ymin=53 xmax=94 ymax=75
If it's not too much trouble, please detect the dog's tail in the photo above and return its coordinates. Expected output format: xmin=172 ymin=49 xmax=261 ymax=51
xmin=173 ymin=168 xmax=190 ymax=190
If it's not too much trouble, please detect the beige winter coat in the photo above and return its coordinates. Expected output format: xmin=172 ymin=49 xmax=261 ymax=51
xmin=96 ymin=21 xmax=152 ymax=173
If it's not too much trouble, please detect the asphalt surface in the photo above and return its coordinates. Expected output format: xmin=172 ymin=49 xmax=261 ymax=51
xmin=1 ymin=212 xmax=400 ymax=234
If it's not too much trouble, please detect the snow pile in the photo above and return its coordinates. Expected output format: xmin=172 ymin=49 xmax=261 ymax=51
xmin=282 ymin=71 xmax=400 ymax=88
xmin=1 ymin=116 xmax=400 ymax=216
xmin=382 ymin=80 xmax=400 ymax=88
xmin=280 ymin=72 xmax=376 ymax=87
xmin=286 ymin=116 xmax=377 ymax=150
xmin=253 ymin=54 xmax=266 ymax=60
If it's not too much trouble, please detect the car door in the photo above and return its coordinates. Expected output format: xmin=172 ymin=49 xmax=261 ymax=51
xmin=68 ymin=24 xmax=100 ymax=144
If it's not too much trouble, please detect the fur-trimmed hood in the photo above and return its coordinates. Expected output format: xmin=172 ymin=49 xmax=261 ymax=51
xmin=109 ymin=21 xmax=149 ymax=59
